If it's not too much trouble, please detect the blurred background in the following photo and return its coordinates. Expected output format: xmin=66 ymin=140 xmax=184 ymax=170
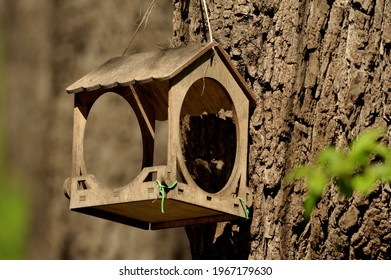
xmin=0 ymin=0 xmax=191 ymax=259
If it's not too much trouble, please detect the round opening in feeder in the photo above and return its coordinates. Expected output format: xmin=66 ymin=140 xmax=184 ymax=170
xmin=180 ymin=78 xmax=237 ymax=193
xmin=83 ymin=92 xmax=143 ymax=188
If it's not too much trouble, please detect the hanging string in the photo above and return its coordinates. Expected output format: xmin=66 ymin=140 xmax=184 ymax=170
xmin=156 ymin=179 xmax=178 ymax=214
xmin=122 ymin=0 xmax=156 ymax=56
xmin=202 ymin=0 xmax=214 ymax=43
xmin=200 ymin=0 xmax=216 ymax=97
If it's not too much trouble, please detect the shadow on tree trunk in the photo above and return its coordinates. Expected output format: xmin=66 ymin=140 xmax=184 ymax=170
xmin=185 ymin=219 xmax=252 ymax=259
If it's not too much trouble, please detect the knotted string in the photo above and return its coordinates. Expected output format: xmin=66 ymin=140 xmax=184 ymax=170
xmin=156 ymin=180 xmax=178 ymax=213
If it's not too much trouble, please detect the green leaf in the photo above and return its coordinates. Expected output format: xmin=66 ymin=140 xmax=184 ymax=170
xmin=349 ymin=129 xmax=384 ymax=165
xmin=307 ymin=166 xmax=328 ymax=197
xmin=303 ymin=194 xmax=320 ymax=220
xmin=318 ymin=147 xmax=356 ymax=179
xmin=284 ymin=165 xmax=308 ymax=185
xmin=284 ymin=128 xmax=391 ymax=220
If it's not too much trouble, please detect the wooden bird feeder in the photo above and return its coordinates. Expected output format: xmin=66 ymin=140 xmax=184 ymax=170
xmin=63 ymin=42 xmax=256 ymax=230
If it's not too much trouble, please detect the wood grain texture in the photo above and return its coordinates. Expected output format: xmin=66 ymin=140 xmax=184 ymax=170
xmin=66 ymin=43 xmax=213 ymax=93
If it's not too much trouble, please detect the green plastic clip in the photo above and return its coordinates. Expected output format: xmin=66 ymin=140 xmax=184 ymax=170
xmin=156 ymin=180 xmax=178 ymax=214
xmin=237 ymin=196 xmax=250 ymax=220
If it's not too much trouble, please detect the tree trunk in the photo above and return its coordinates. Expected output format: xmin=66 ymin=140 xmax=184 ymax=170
xmin=173 ymin=0 xmax=391 ymax=259
xmin=2 ymin=0 xmax=190 ymax=259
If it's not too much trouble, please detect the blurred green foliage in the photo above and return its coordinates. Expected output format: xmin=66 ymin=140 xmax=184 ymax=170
xmin=285 ymin=129 xmax=391 ymax=220
xmin=0 ymin=26 xmax=29 ymax=259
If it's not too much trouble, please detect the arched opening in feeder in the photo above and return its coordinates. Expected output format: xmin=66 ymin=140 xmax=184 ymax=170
xmin=179 ymin=78 xmax=237 ymax=193
xmin=83 ymin=92 xmax=143 ymax=188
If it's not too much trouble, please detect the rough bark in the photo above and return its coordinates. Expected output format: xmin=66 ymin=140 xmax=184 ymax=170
xmin=2 ymin=0 xmax=190 ymax=259
xmin=174 ymin=0 xmax=391 ymax=259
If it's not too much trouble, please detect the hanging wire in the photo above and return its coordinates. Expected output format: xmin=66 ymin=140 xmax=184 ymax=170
xmin=122 ymin=0 xmax=156 ymax=56
xmin=202 ymin=0 xmax=214 ymax=43
xmin=200 ymin=0 xmax=216 ymax=96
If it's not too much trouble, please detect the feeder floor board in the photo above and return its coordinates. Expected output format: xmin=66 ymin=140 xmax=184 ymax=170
xmin=73 ymin=199 xmax=237 ymax=230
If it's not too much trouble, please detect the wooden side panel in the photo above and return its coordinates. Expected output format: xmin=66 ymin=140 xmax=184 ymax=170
xmin=168 ymin=50 xmax=252 ymax=211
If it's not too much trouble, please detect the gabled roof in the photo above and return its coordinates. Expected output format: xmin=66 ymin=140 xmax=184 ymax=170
xmin=66 ymin=42 xmax=256 ymax=105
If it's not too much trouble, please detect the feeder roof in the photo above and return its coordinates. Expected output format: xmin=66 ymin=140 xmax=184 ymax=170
xmin=66 ymin=42 xmax=256 ymax=105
